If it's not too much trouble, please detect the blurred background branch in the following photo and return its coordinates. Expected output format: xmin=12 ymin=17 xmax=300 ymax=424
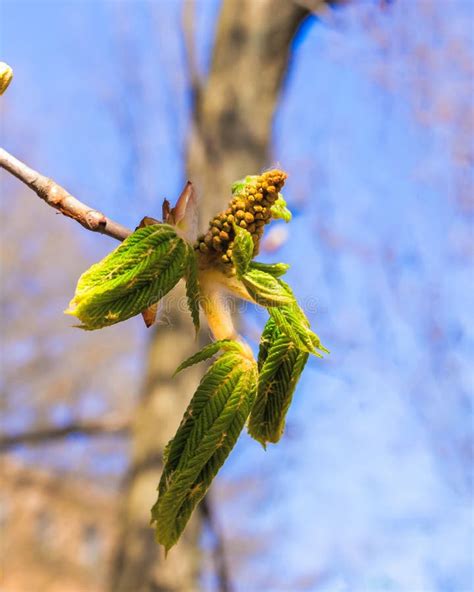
xmin=182 ymin=0 xmax=203 ymax=108
xmin=0 ymin=418 xmax=130 ymax=451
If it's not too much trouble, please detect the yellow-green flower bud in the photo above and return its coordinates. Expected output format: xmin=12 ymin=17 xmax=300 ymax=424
xmin=0 ymin=62 xmax=13 ymax=95
xmin=195 ymin=169 xmax=288 ymax=266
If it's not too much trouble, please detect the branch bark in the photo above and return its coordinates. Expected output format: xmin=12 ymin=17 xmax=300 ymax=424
xmin=0 ymin=418 xmax=130 ymax=451
xmin=0 ymin=147 xmax=131 ymax=241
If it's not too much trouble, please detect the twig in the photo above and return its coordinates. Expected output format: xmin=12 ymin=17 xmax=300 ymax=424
xmin=0 ymin=418 xmax=131 ymax=451
xmin=181 ymin=0 xmax=202 ymax=109
xmin=292 ymin=0 xmax=348 ymax=13
xmin=0 ymin=147 xmax=132 ymax=242
xmin=201 ymin=495 xmax=233 ymax=592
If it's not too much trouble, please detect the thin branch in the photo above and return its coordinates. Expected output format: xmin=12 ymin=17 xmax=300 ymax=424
xmin=0 ymin=418 xmax=131 ymax=451
xmin=292 ymin=0 xmax=348 ymax=12
xmin=0 ymin=147 xmax=132 ymax=242
xmin=181 ymin=0 xmax=202 ymax=112
xmin=201 ymin=495 xmax=232 ymax=592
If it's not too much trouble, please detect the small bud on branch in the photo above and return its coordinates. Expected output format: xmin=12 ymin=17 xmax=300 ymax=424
xmin=0 ymin=62 xmax=13 ymax=95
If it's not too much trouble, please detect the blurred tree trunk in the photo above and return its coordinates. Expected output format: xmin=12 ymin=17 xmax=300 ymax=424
xmin=187 ymin=0 xmax=307 ymax=224
xmin=110 ymin=2 xmax=307 ymax=591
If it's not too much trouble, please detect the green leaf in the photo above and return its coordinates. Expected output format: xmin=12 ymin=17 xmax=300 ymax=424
xmin=162 ymin=352 xmax=243 ymax=481
xmin=231 ymin=225 xmax=254 ymax=277
xmin=270 ymin=193 xmax=292 ymax=222
xmin=174 ymin=339 xmax=245 ymax=374
xmin=248 ymin=319 xmax=308 ymax=447
xmin=153 ymin=352 xmax=258 ymax=551
xmin=269 ymin=280 xmax=328 ymax=356
xmin=257 ymin=317 xmax=278 ymax=367
xmin=185 ymin=244 xmax=200 ymax=334
xmin=66 ymin=224 xmax=187 ymax=330
xmin=269 ymin=303 xmax=327 ymax=356
xmin=241 ymin=269 xmax=294 ymax=307
xmin=73 ymin=224 xmax=175 ymax=298
xmin=249 ymin=261 xmax=290 ymax=278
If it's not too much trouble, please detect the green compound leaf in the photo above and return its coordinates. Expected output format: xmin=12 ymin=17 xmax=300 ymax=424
xmin=270 ymin=193 xmax=292 ymax=222
xmin=249 ymin=261 xmax=290 ymax=278
xmin=66 ymin=224 xmax=187 ymax=330
xmin=241 ymin=268 xmax=294 ymax=307
xmin=174 ymin=339 xmax=245 ymax=374
xmin=184 ymin=244 xmax=201 ymax=334
xmin=73 ymin=224 xmax=173 ymax=296
xmin=231 ymin=225 xmax=254 ymax=278
xmin=269 ymin=280 xmax=328 ymax=356
xmin=248 ymin=319 xmax=308 ymax=447
xmin=269 ymin=304 xmax=318 ymax=355
xmin=153 ymin=351 xmax=258 ymax=551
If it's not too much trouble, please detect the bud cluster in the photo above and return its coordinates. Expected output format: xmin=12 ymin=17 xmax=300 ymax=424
xmin=195 ymin=169 xmax=287 ymax=266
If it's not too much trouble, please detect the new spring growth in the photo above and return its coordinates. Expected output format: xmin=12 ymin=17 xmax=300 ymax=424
xmin=196 ymin=169 xmax=290 ymax=264
xmin=65 ymin=169 xmax=328 ymax=551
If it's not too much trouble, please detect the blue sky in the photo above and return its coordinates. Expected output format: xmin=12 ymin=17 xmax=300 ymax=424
xmin=2 ymin=1 xmax=473 ymax=591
